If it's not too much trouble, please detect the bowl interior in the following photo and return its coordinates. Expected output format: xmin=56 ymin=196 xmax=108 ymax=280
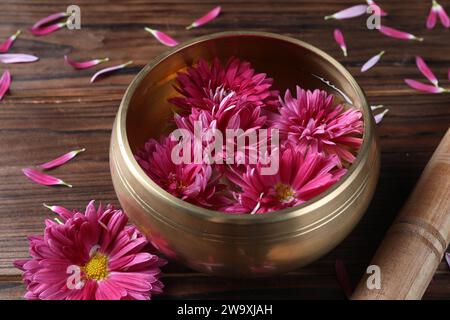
xmin=126 ymin=32 xmax=368 ymax=153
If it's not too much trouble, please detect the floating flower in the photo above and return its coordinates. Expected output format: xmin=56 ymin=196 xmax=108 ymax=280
xmin=90 ymin=61 xmax=133 ymax=83
xmin=225 ymin=146 xmax=346 ymax=214
xmin=22 ymin=168 xmax=72 ymax=187
xmin=65 ymin=55 xmax=109 ymax=70
xmin=361 ymin=51 xmax=385 ymax=72
xmin=333 ymin=29 xmax=348 ymax=57
xmin=186 ymin=6 xmax=221 ymax=30
xmin=0 ymin=53 xmax=39 ymax=64
xmin=135 ymin=136 xmax=229 ymax=209
xmin=415 ymin=56 xmax=438 ymax=87
xmin=144 ymin=27 xmax=179 ymax=47
xmin=404 ymin=79 xmax=447 ymax=93
xmin=14 ymin=201 xmax=167 ymax=300
xmin=271 ymin=86 xmax=364 ymax=164
xmin=324 ymin=4 xmax=368 ymax=20
xmin=427 ymin=0 xmax=450 ymax=29
xmin=378 ymin=25 xmax=423 ymax=41
xmin=38 ymin=148 xmax=85 ymax=170
xmin=29 ymin=12 xmax=68 ymax=36
xmin=374 ymin=109 xmax=389 ymax=124
xmin=335 ymin=259 xmax=353 ymax=299
xmin=169 ymin=57 xmax=279 ymax=113
xmin=0 ymin=30 xmax=21 ymax=53
xmin=366 ymin=0 xmax=388 ymax=16
xmin=0 ymin=70 xmax=11 ymax=101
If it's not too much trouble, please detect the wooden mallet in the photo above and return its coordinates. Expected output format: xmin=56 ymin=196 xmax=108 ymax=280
xmin=352 ymin=128 xmax=450 ymax=300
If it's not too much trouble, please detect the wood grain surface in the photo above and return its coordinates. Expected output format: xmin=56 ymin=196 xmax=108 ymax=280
xmin=0 ymin=0 xmax=449 ymax=299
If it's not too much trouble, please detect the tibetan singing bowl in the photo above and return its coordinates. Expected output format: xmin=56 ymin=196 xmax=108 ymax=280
xmin=110 ymin=31 xmax=380 ymax=277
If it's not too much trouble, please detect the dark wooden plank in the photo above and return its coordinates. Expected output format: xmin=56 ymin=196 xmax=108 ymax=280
xmin=0 ymin=0 xmax=449 ymax=299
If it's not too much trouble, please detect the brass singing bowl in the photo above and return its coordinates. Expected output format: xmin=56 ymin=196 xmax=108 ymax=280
xmin=110 ymin=31 xmax=380 ymax=277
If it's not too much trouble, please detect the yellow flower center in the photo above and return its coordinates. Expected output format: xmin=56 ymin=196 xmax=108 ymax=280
xmin=83 ymin=252 xmax=109 ymax=281
xmin=275 ymin=183 xmax=295 ymax=203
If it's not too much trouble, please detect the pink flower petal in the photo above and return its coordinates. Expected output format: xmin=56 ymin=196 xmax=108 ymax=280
xmin=0 ymin=53 xmax=39 ymax=64
xmin=415 ymin=56 xmax=438 ymax=87
xmin=361 ymin=50 xmax=385 ymax=72
xmin=436 ymin=0 xmax=450 ymax=28
xmin=30 ymin=22 xmax=66 ymax=36
xmin=22 ymin=168 xmax=72 ymax=187
xmin=333 ymin=29 xmax=347 ymax=57
xmin=374 ymin=109 xmax=389 ymax=124
xmin=38 ymin=148 xmax=85 ymax=170
xmin=427 ymin=4 xmax=438 ymax=29
xmin=0 ymin=30 xmax=21 ymax=53
xmin=370 ymin=105 xmax=384 ymax=111
xmin=324 ymin=4 xmax=368 ymax=20
xmin=90 ymin=61 xmax=133 ymax=83
xmin=186 ymin=6 xmax=221 ymax=30
xmin=445 ymin=252 xmax=450 ymax=269
xmin=366 ymin=0 xmax=388 ymax=16
xmin=404 ymin=79 xmax=446 ymax=93
xmin=335 ymin=260 xmax=353 ymax=298
xmin=64 ymin=55 xmax=109 ymax=70
xmin=31 ymin=12 xmax=68 ymax=30
xmin=0 ymin=70 xmax=11 ymax=101
xmin=379 ymin=25 xmax=423 ymax=41
xmin=43 ymin=203 xmax=73 ymax=220
xmin=144 ymin=27 xmax=178 ymax=47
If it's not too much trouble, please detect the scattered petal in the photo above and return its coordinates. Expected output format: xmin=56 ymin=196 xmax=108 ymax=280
xmin=43 ymin=203 xmax=73 ymax=220
xmin=379 ymin=25 xmax=423 ymax=41
xmin=90 ymin=61 xmax=133 ymax=83
xmin=325 ymin=4 xmax=368 ymax=20
xmin=370 ymin=104 xmax=384 ymax=111
xmin=0 ymin=70 xmax=11 ymax=101
xmin=374 ymin=109 xmax=389 ymax=124
xmin=0 ymin=53 xmax=39 ymax=64
xmin=186 ymin=6 xmax=221 ymax=30
xmin=333 ymin=29 xmax=348 ymax=57
xmin=427 ymin=2 xmax=438 ymax=29
xmin=429 ymin=0 xmax=450 ymax=28
xmin=38 ymin=148 xmax=86 ymax=170
xmin=366 ymin=0 xmax=388 ymax=16
xmin=31 ymin=12 xmax=68 ymax=30
xmin=361 ymin=51 xmax=385 ymax=72
xmin=144 ymin=27 xmax=178 ymax=47
xmin=64 ymin=55 xmax=109 ymax=70
xmin=446 ymin=252 xmax=450 ymax=269
xmin=0 ymin=30 xmax=21 ymax=53
xmin=415 ymin=56 xmax=438 ymax=87
xmin=404 ymin=79 xmax=446 ymax=93
xmin=30 ymin=22 xmax=67 ymax=36
xmin=335 ymin=260 xmax=353 ymax=298
xmin=22 ymin=168 xmax=72 ymax=187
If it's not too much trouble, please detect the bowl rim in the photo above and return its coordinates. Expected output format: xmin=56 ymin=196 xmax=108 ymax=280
xmin=115 ymin=30 xmax=373 ymax=225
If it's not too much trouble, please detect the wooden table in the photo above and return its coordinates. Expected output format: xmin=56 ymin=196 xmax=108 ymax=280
xmin=0 ymin=0 xmax=449 ymax=300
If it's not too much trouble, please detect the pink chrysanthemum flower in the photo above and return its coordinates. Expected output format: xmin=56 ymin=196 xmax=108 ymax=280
xmin=135 ymin=135 xmax=228 ymax=208
xmin=169 ymin=57 xmax=279 ymax=113
xmin=14 ymin=201 xmax=166 ymax=300
xmin=174 ymin=92 xmax=267 ymax=134
xmin=225 ymin=146 xmax=346 ymax=214
xmin=271 ymin=86 xmax=363 ymax=164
